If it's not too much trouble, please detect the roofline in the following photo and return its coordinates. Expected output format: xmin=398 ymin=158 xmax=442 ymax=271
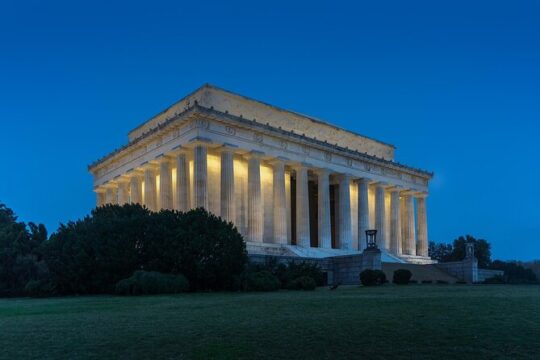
xmin=128 ymin=83 xmax=396 ymax=150
xmin=89 ymin=104 xmax=433 ymax=179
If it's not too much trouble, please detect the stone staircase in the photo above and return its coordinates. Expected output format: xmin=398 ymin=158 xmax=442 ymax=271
xmin=382 ymin=262 xmax=459 ymax=283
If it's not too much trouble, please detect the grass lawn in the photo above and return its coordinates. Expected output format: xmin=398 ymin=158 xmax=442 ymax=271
xmin=1 ymin=285 xmax=539 ymax=360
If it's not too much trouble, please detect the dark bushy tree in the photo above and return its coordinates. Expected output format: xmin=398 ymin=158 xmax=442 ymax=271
xmin=0 ymin=204 xmax=49 ymax=296
xmin=360 ymin=269 xmax=386 ymax=286
xmin=429 ymin=235 xmax=492 ymax=268
xmin=489 ymin=260 xmax=538 ymax=284
xmin=393 ymin=269 xmax=412 ymax=285
xmin=44 ymin=204 xmax=150 ymax=294
xmin=115 ymin=271 xmax=189 ymax=295
xmin=44 ymin=205 xmax=247 ymax=294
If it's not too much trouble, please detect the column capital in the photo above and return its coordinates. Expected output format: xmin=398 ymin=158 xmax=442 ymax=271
xmin=154 ymin=153 xmax=175 ymax=164
xmin=400 ymin=189 xmax=416 ymax=196
xmin=94 ymin=186 xmax=107 ymax=194
xmin=355 ymin=177 xmax=373 ymax=184
xmin=183 ymin=136 xmax=215 ymax=148
xmin=313 ymin=167 xmax=332 ymax=176
xmin=415 ymin=192 xmax=429 ymax=199
xmin=140 ymin=161 xmax=159 ymax=171
xmin=291 ymin=161 xmax=312 ymax=170
xmin=267 ymin=156 xmax=290 ymax=166
xmin=102 ymin=180 xmax=118 ymax=189
xmin=243 ymin=150 xmax=265 ymax=160
xmin=336 ymin=173 xmax=353 ymax=182
xmin=217 ymin=143 xmax=239 ymax=153
xmin=388 ymin=185 xmax=406 ymax=194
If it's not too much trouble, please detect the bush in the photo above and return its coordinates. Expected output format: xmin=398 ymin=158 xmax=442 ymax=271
xmin=360 ymin=269 xmax=386 ymax=286
xmin=287 ymin=276 xmax=316 ymax=291
xmin=243 ymin=271 xmax=281 ymax=292
xmin=408 ymin=280 xmax=418 ymax=284
xmin=483 ymin=275 xmax=505 ymax=284
xmin=455 ymin=280 xmax=467 ymax=285
xmin=436 ymin=280 xmax=449 ymax=284
xmin=115 ymin=271 xmax=189 ymax=295
xmin=393 ymin=269 xmax=413 ymax=285
xmin=421 ymin=280 xmax=433 ymax=284
xmin=24 ymin=280 xmax=55 ymax=298
xmin=245 ymin=258 xmax=325 ymax=289
xmin=44 ymin=205 xmax=247 ymax=294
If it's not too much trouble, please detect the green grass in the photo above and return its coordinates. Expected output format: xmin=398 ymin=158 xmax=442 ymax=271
xmin=1 ymin=285 xmax=539 ymax=360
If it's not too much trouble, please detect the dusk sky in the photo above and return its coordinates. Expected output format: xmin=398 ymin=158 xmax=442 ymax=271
xmin=1 ymin=0 xmax=538 ymax=260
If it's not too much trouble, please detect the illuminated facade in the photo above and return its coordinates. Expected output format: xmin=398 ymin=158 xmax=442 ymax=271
xmin=89 ymin=85 xmax=433 ymax=264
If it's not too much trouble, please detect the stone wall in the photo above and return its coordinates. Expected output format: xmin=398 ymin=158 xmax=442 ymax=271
xmin=478 ymin=269 xmax=504 ymax=282
xmin=248 ymin=250 xmax=382 ymax=286
xmin=434 ymin=258 xmax=478 ymax=283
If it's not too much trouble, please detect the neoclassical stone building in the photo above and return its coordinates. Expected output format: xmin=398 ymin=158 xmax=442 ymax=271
xmin=89 ymin=84 xmax=433 ymax=264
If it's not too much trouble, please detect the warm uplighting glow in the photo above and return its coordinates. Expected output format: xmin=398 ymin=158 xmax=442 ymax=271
xmin=155 ymin=174 xmax=160 ymax=209
xmin=141 ymin=180 xmax=145 ymax=204
xmin=171 ymin=167 xmax=177 ymax=206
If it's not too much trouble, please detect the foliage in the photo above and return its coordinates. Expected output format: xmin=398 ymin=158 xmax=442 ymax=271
xmin=246 ymin=258 xmax=325 ymax=289
xmin=0 ymin=203 xmax=49 ymax=296
xmin=115 ymin=270 xmax=189 ymax=295
xmin=436 ymin=280 xmax=449 ymax=284
xmin=43 ymin=204 xmax=247 ymax=295
xmin=429 ymin=235 xmax=492 ymax=268
xmin=242 ymin=270 xmax=281 ymax=292
xmin=286 ymin=276 xmax=316 ymax=291
xmin=489 ymin=260 xmax=538 ymax=284
xmin=24 ymin=279 xmax=56 ymax=297
xmin=482 ymin=275 xmax=505 ymax=284
xmin=392 ymin=269 xmax=412 ymax=285
xmin=144 ymin=208 xmax=247 ymax=291
xmin=360 ymin=269 xmax=386 ymax=286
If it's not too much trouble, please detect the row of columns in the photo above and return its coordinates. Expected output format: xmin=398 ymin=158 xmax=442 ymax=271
xmin=96 ymin=143 xmax=429 ymax=257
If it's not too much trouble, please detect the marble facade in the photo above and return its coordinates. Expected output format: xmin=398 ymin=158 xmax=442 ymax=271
xmin=89 ymin=84 xmax=433 ymax=263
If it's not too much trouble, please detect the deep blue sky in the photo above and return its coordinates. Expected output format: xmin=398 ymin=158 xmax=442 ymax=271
xmin=1 ymin=1 xmax=539 ymax=260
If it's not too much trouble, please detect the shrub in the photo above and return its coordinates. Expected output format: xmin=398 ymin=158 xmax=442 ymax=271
xmin=245 ymin=259 xmax=325 ymax=289
xmin=243 ymin=271 xmax=281 ymax=292
xmin=483 ymin=275 xmax=505 ymax=284
xmin=408 ymin=280 xmax=418 ymax=284
xmin=421 ymin=280 xmax=433 ymax=284
xmin=24 ymin=280 xmax=55 ymax=298
xmin=436 ymin=280 xmax=449 ymax=284
xmin=360 ymin=269 xmax=386 ymax=286
xmin=393 ymin=269 xmax=413 ymax=285
xmin=287 ymin=276 xmax=316 ymax=291
xmin=115 ymin=271 xmax=189 ymax=295
xmin=455 ymin=280 xmax=467 ymax=285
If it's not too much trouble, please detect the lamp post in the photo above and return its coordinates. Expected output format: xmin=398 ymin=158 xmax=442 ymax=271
xmin=365 ymin=229 xmax=378 ymax=249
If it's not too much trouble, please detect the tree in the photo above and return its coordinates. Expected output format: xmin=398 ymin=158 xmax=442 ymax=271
xmin=449 ymin=235 xmax=492 ymax=268
xmin=490 ymin=260 xmax=538 ymax=284
xmin=0 ymin=203 xmax=49 ymax=296
xmin=428 ymin=241 xmax=453 ymax=262
xmin=429 ymin=235 xmax=492 ymax=268
xmin=44 ymin=205 xmax=248 ymax=294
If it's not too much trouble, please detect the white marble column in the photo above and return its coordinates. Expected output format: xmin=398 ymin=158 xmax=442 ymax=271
xmin=272 ymin=159 xmax=288 ymax=244
xmin=129 ymin=174 xmax=142 ymax=205
xmin=117 ymin=180 xmax=130 ymax=205
xmin=338 ymin=175 xmax=352 ymax=250
xmin=416 ymin=194 xmax=428 ymax=257
xmin=144 ymin=166 xmax=157 ymax=211
xmin=95 ymin=189 xmax=106 ymax=207
xmin=402 ymin=192 xmax=416 ymax=255
xmin=390 ymin=188 xmax=402 ymax=255
xmin=247 ymin=152 xmax=263 ymax=242
xmin=285 ymin=170 xmax=292 ymax=244
xmin=159 ymin=159 xmax=173 ymax=210
xmin=295 ymin=165 xmax=311 ymax=247
xmin=220 ymin=147 xmax=235 ymax=222
xmin=357 ymin=178 xmax=370 ymax=251
xmin=375 ymin=183 xmax=387 ymax=250
xmin=193 ymin=144 xmax=208 ymax=209
xmin=175 ymin=152 xmax=190 ymax=211
xmin=317 ymin=169 xmax=332 ymax=249
xmin=105 ymin=185 xmax=118 ymax=205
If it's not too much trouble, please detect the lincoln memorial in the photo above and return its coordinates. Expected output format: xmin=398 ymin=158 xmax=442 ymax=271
xmin=89 ymin=84 xmax=433 ymax=264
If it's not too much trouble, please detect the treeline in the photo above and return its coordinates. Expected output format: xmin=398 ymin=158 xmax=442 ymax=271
xmin=0 ymin=204 xmax=247 ymax=296
xmin=0 ymin=203 xmax=325 ymax=297
xmin=429 ymin=235 xmax=538 ymax=284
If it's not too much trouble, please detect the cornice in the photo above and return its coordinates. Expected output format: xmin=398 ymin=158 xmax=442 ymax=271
xmin=88 ymin=103 xmax=434 ymax=180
